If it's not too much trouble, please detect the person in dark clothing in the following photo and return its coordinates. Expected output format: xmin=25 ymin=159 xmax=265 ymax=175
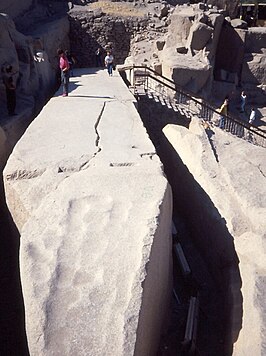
xmin=2 ymin=65 xmax=17 ymax=116
xmin=218 ymin=98 xmax=229 ymax=129
xmin=57 ymin=49 xmax=70 ymax=96
xmin=95 ymin=47 xmax=103 ymax=67
xmin=65 ymin=50 xmax=76 ymax=76
xmin=240 ymin=91 xmax=247 ymax=113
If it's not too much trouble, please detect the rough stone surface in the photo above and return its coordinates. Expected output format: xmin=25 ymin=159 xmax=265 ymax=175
xmin=122 ymin=2 xmax=264 ymax=102
xmin=207 ymin=0 xmax=239 ymax=18
xmin=241 ymin=28 xmax=266 ymax=86
xmin=68 ymin=4 xmax=152 ymax=67
xmin=162 ymin=119 xmax=266 ymax=356
xmin=0 ymin=0 xmax=32 ymax=18
xmin=242 ymin=52 xmax=266 ymax=85
xmin=0 ymin=12 xmax=69 ymax=169
xmin=164 ymin=7 xmax=193 ymax=49
xmin=230 ymin=18 xmax=248 ymax=29
xmin=244 ymin=27 xmax=266 ymax=54
xmin=4 ymin=69 xmax=173 ymax=356
xmin=158 ymin=6 xmax=222 ymax=95
xmin=186 ymin=22 xmax=213 ymax=51
xmin=161 ymin=48 xmax=211 ymax=93
xmin=156 ymin=39 xmax=166 ymax=51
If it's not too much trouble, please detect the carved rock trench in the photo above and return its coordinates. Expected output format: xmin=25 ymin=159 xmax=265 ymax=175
xmin=137 ymin=95 xmax=266 ymax=356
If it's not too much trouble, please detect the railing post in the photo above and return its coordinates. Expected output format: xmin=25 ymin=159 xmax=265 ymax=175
xmin=145 ymin=65 xmax=148 ymax=93
xmin=127 ymin=64 xmax=266 ymax=148
xmin=132 ymin=65 xmax=135 ymax=95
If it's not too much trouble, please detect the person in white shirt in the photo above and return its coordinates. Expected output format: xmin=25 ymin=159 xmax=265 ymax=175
xmin=249 ymin=108 xmax=256 ymax=124
xmin=104 ymin=51 xmax=114 ymax=76
xmin=240 ymin=91 xmax=247 ymax=113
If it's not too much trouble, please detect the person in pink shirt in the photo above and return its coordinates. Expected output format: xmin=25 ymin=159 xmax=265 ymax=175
xmin=57 ymin=49 xmax=70 ymax=96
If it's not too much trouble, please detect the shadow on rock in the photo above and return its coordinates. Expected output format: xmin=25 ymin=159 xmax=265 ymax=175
xmin=0 ymin=176 xmax=29 ymax=355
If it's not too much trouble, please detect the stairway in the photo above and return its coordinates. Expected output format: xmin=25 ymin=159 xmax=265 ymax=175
xmin=120 ymin=65 xmax=266 ymax=148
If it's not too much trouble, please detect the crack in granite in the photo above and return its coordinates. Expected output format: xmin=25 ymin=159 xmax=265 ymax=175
xmin=80 ymin=102 xmax=106 ymax=170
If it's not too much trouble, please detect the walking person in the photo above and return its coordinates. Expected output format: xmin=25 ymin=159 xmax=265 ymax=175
xmin=240 ymin=91 xmax=247 ymax=113
xmin=218 ymin=98 xmax=229 ymax=129
xmin=57 ymin=49 xmax=70 ymax=96
xmin=249 ymin=108 xmax=256 ymax=125
xmin=1 ymin=64 xmax=18 ymax=116
xmin=104 ymin=51 xmax=114 ymax=76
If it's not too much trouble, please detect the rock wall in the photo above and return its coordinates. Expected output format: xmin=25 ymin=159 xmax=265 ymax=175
xmin=68 ymin=7 xmax=149 ymax=67
xmin=0 ymin=0 xmax=33 ymax=19
xmin=0 ymin=13 xmax=69 ymax=170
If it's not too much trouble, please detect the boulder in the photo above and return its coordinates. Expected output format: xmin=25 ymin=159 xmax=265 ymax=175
xmin=159 ymin=4 xmax=169 ymax=19
xmin=4 ymin=69 xmax=173 ymax=356
xmin=208 ymin=12 xmax=224 ymax=28
xmin=154 ymin=20 xmax=166 ymax=30
xmin=197 ymin=3 xmax=208 ymax=11
xmin=161 ymin=48 xmax=211 ymax=94
xmin=162 ymin=120 xmax=266 ymax=356
xmin=244 ymin=27 xmax=266 ymax=54
xmin=165 ymin=8 xmax=192 ymax=49
xmin=152 ymin=62 xmax=162 ymax=75
xmin=186 ymin=22 xmax=213 ymax=51
xmin=156 ymin=39 xmax=166 ymax=51
xmin=241 ymin=52 xmax=266 ymax=85
xmin=153 ymin=5 xmax=225 ymax=98
xmin=230 ymin=18 xmax=248 ymax=29
xmin=176 ymin=46 xmax=188 ymax=54
xmin=194 ymin=12 xmax=209 ymax=24
xmin=241 ymin=28 xmax=266 ymax=85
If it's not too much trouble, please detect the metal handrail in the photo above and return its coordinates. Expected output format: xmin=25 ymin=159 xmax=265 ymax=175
xmin=119 ymin=65 xmax=266 ymax=147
